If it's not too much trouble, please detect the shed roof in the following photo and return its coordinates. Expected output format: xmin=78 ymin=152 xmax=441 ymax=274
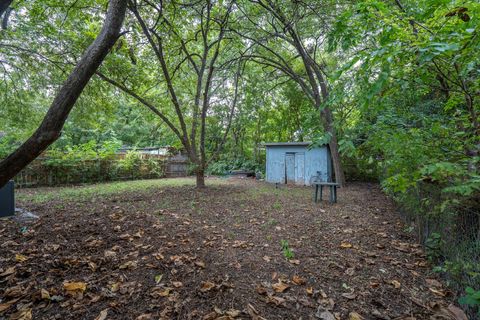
xmin=264 ymin=142 xmax=312 ymax=147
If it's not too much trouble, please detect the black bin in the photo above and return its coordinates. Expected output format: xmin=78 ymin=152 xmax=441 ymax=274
xmin=0 ymin=180 xmax=15 ymax=217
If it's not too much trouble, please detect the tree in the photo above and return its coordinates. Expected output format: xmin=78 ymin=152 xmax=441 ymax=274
xmin=234 ymin=0 xmax=347 ymax=185
xmin=98 ymin=0 xmax=243 ymax=187
xmin=0 ymin=0 xmax=128 ymax=187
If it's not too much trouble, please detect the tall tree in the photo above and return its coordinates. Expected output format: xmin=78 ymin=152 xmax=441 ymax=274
xmin=0 ymin=0 xmax=128 ymax=187
xmin=98 ymin=0 xmax=243 ymax=187
xmin=235 ymin=0 xmax=346 ymax=185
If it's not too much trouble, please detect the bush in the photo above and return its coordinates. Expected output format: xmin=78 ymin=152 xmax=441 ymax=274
xmin=206 ymin=157 xmax=262 ymax=176
xmin=14 ymin=141 xmax=166 ymax=186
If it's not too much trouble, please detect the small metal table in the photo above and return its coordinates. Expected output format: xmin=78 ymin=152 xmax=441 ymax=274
xmin=313 ymin=182 xmax=339 ymax=204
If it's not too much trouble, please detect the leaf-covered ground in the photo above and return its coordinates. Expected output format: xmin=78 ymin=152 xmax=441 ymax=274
xmin=0 ymin=178 xmax=466 ymax=320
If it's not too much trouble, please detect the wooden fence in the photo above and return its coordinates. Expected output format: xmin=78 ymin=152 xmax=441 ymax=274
xmin=14 ymin=156 xmax=189 ymax=188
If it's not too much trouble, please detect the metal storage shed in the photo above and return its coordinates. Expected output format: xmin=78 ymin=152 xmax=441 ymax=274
xmin=265 ymin=142 xmax=332 ymax=186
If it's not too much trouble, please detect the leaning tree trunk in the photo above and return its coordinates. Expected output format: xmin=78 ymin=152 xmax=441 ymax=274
xmin=0 ymin=0 xmax=127 ymax=188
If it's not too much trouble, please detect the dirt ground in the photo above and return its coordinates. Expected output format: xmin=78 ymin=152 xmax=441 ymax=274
xmin=0 ymin=178 xmax=467 ymax=320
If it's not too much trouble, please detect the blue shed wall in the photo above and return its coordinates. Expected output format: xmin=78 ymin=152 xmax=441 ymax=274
xmin=265 ymin=145 xmax=331 ymax=185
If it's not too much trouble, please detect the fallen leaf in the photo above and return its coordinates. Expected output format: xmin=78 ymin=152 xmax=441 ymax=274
xmin=272 ymin=280 xmax=290 ymax=293
xmin=256 ymin=285 xmax=267 ymax=295
xmin=200 ymin=281 xmax=216 ymax=292
xmin=225 ymin=309 xmax=241 ymax=317
xmin=246 ymin=303 xmax=267 ymax=320
xmin=156 ymin=287 xmax=172 ymax=297
xmin=389 ymin=280 xmax=401 ymax=289
xmin=266 ymin=295 xmax=286 ymax=306
xmin=153 ymin=252 xmax=164 ymax=260
xmin=0 ymin=298 xmax=19 ymax=312
xmin=203 ymin=311 xmax=218 ymax=320
xmin=306 ymin=287 xmax=314 ymax=295
xmin=15 ymin=254 xmax=28 ymax=262
xmin=288 ymin=259 xmax=300 ymax=265
xmin=64 ymin=281 xmax=87 ymax=293
xmin=104 ymin=250 xmax=116 ymax=258
xmin=95 ymin=309 xmax=109 ymax=320
xmin=426 ymin=278 xmax=442 ymax=288
xmin=345 ymin=267 xmax=355 ymax=276
xmin=155 ymin=274 xmax=163 ymax=284
xmin=40 ymin=288 xmax=50 ymax=300
xmin=88 ymin=261 xmax=98 ymax=271
xmin=0 ymin=266 xmax=15 ymax=277
xmin=4 ymin=285 xmax=24 ymax=298
xmin=195 ymin=261 xmax=205 ymax=268
xmin=9 ymin=308 xmax=32 ymax=320
xmin=119 ymin=260 xmax=137 ymax=270
xmin=292 ymin=275 xmax=306 ymax=285
xmin=315 ymin=309 xmax=335 ymax=320
xmin=340 ymin=242 xmax=353 ymax=248
xmin=342 ymin=292 xmax=357 ymax=300
xmin=349 ymin=312 xmax=364 ymax=320
xmin=429 ymin=287 xmax=446 ymax=297
xmin=433 ymin=304 xmax=469 ymax=320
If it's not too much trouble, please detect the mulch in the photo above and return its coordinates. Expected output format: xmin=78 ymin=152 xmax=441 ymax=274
xmin=0 ymin=179 xmax=466 ymax=320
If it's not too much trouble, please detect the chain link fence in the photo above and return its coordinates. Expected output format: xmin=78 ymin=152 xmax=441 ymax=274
xmin=396 ymin=182 xmax=479 ymax=316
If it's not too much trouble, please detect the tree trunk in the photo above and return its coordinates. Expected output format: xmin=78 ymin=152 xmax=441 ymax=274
xmin=0 ymin=0 xmax=127 ymax=188
xmin=322 ymin=107 xmax=346 ymax=186
xmin=328 ymin=134 xmax=346 ymax=186
xmin=196 ymin=166 xmax=206 ymax=188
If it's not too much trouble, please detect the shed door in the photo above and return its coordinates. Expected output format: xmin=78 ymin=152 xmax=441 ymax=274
xmin=295 ymin=152 xmax=305 ymax=185
xmin=285 ymin=153 xmax=295 ymax=184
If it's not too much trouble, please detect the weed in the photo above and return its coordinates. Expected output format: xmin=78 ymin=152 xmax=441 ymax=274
xmin=459 ymin=287 xmax=480 ymax=317
xmin=280 ymin=239 xmax=295 ymax=260
xmin=262 ymin=218 xmax=278 ymax=228
xmin=272 ymin=202 xmax=282 ymax=210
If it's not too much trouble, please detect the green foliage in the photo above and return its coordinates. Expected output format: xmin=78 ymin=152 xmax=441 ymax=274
xmin=425 ymin=233 xmax=444 ymax=261
xmin=280 ymin=239 xmax=295 ymax=260
xmin=326 ymin=3 xmax=479 ymax=316
xmin=459 ymin=287 xmax=480 ymax=316
xmin=207 ymin=157 xmax=262 ymax=176
xmin=0 ymin=136 xmax=19 ymax=159
xmin=12 ymin=141 xmax=165 ymax=186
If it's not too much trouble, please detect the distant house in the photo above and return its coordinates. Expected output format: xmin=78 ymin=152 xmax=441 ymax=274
xmin=117 ymin=146 xmax=170 ymax=156
xmin=265 ymin=142 xmax=332 ymax=186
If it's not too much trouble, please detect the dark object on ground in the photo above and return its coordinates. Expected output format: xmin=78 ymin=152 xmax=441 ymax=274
xmin=313 ymin=182 xmax=340 ymax=203
xmin=0 ymin=180 xmax=14 ymax=217
xmin=229 ymin=170 xmax=255 ymax=177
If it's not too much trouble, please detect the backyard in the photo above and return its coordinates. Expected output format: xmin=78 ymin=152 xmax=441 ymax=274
xmin=0 ymin=178 xmax=463 ymax=319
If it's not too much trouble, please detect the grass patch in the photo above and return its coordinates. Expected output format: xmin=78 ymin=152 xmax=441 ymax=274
xmin=17 ymin=178 xmax=227 ymax=204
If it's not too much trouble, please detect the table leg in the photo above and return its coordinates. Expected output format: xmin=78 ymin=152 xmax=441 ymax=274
xmin=314 ymin=185 xmax=318 ymax=203
xmin=320 ymin=186 xmax=323 ymax=201
xmin=334 ymin=186 xmax=337 ymax=203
